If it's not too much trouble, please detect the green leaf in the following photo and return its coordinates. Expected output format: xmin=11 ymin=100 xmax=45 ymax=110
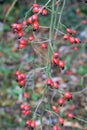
xmin=31 ymin=93 xmax=39 ymax=101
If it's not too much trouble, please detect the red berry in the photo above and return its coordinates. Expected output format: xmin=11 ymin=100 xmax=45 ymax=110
xmin=76 ymin=9 xmax=80 ymax=14
xmin=69 ymin=36 xmax=75 ymax=44
xmin=11 ymin=23 xmax=17 ymax=29
xmin=27 ymin=17 xmax=33 ymax=24
xmin=42 ymin=9 xmax=48 ymax=16
xmin=53 ymin=82 xmax=58 ymax=89
xmin=32 ymin=3 xmax=39 ymax=8
xmin=67 ymin=113 xmax=74 ymax=119
xmin=53 ymin=58 xmax=59 ymax=65
xmin=75 ymin=38 xmax=81 ymax=44
xmin=15 ymin=70 xmax=20 ymax=76
xmin=17 ymin=31 xmax=23 ymax=38
xmin=64 ymin=91 xmax=72 ymax=100
xmin=57 ymin=98 xmax=64 ymax=106
xmin=52 ymin=125 xmax=59 ymax=130
xmin=58 ymin=60 xmax=64 ymax=68
xmin=32 ymin=14 xmax=38 ymax=21
xmin=16 ymin=24 xmax=22 ymax=31
xmin=19 ymin=39 xmax=27 ymax=45
xmin=41 ymin=43 xmax=47 ymax=48
xmin=46 ymin=79 xmax=53 ymax=86
xmin=23 ymin=92 xmax=29 ymax=98
xmin=32 ymin=7 xmax=39 ymax=13
xmin=63 ymin=34 xmax=69 ymax=40
xmin=32 ymin=21 xmax=39 ymax=30
xmin=28 ymin=36 xmax=34 ymax=41
xmin=82 ymin=20 xmax=87 ymax=24
xmin=26 ymin=120 xmax=31 ymax=126
xmin=52 ymin=105 xmax=58 ymax=113
xmin=19 ymin=44 xmax=25 ymax=49
xmin=30 ymin=121 xmax=36 ymax=128
xmin=66 ymin=28 xmax=72 ymax=34
xmin=58 ymin=117 xmax=64 ymax=125
xmin=53 ymin=52 xmax=60 ymax=58
xmin=19 ymin=80 xmax=25 ymax=87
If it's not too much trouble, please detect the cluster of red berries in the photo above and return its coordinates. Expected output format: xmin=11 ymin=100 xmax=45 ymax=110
xmin=51 ymin=52 xmax=64 ymax=69
xmin=15 ymin=70 xmax=26 ymax=88
xmin=11 ymin=3 xmax=48 ymax=49
xmin=46 ymin=78 xmax=59 ymax=89
xmin=26 ymin=120 xmax=36 ymax=129
xmin=20 ymin=104 xmax=30 ymax=115
xmin=63 ymin=28 xmax=81 ymax=44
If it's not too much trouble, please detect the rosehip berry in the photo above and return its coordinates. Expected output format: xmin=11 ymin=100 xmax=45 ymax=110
xmin=46 ymin=79 xmax=53 ymax=86
xmin=64 ymin=91 xmax=72 ymax=100
xmin=66 ymin=28 xmax=72 ymax=34
xmin=67 ymin=113 xmax=74 ymax=119
xmin=19 ymin=80 xmax=25 ymax=87
xmin=11 ymin=23 xmax=17 ymax=29
xmin=32 ymin=7 xmax=39 ymax=13
xmin=32 ymin=3 xmax=39 ymax=8
xmin=17 ymin=31 xmax=23 ymax=38
xmin=52 ymin=125 xmax=59 ymax=130
xmin=19 ymin=44 xmax=25 ymax=49
xmin=32 ymin=21 xmax=39 ymax=30
xmin=63 ymin=34 xmax=69 ymax=40
xmin=41 ymin=43 xmax=47 ymax=48
xmin=42 ymin=9 xmax=48 ymax=16
xmin=75 ymin=38 xmax=81 ymax=44
xmin=28 ymin=36 xmax=34 ymax=41
xmin=53 ymin=58 xmax=59 ymax=65
xmin=75 ymin=9 xmax=80 ymax=14
xmin=57 ymin=98 xmax=64 ymax=106
xmin=53 ymin=52 xmax=60 ymax=58
xmin=16 ymin=24 xmax=22 ymax=31
xmin=23 ymin=92 xmax=29 ymax=98
xmin=26 ymin=120 xmax=31 ymax=126
xmin=15 ymin=70 xmax=20 ymax=76
xmin=58 ymin=60 xmax=64 ymax=69
xmin=32 ymin=14 xmax=38 ymax=21
xmin=27 ymin=17 xmax=33 ymax=24
xmin=19 ymin=39 xmax=27 ymax=45
xmin=52 ymin=105 xmax=58 ymax=113
xmin=58 ymin=117 xmax=64 ymax=125
xmin=82 ymin=20 xmax=87 ymax=24
xmin=69 ymin=36 xmax=75 ymax=44
xmin=53 ymin=82 xmax=58 ymax=89
xmin=30 ymin=121 xmax=36 ymax=128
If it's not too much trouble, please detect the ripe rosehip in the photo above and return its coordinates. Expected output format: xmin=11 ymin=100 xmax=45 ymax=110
xmin=17 ymin=31 xmax=23 ymax=38
xmin=19 ymin=80 xmax=25 ymax=87
xmin=15 ymin=70 xmax=20 ymax=76
xmin=26 ymin=120 xmax=31 ymax=126
xmin=27 ymin=17 xmax=33 ymax=24
xmin=32 ymin=14 xmax=38 ymax=21
xmin=16 ymin=24 xmax=22 ymax=31
xmin=63 ymin=34 xmax=69 ymax=40
xmin=42 ymin=9 xmax=48 ymax=16
xmin=41 ymin=43 xmax=47 ymax=48
xmin=57 ymin=98 xmax=64 ymax=106
xmin=11 ymin=23 xmax=17 ymax=29
xmin=28 ymin=36 xmax=34 ymax=41
xmin=19 ymin=39 xmax=27 ymax=45
xmin=58 ymin=117 xmax=64 ymax=125
xmin=23 ymin=92 xmax=29 ymax=98
xmin=32 ymin=3 xmax=39 ymax=8
xmin=52 ymin=125 xmax=59 ymax=130
xmin=75 ymin=38 xmax=81 ymax=44
xmin=75 ymin=9 xmax=80 ymax=14
xmin=64 ymin=91 xmax=72 ymax=100
xmin=19 ymin=44 xmax=25 ymax=49
xmin=69 ymin=36 xmax=75 ymax=44
xmin=53 ymin=52 xmax=60 ymax=58
xmin=52 ymin=105 xmax=58 ymax=113
xmin=66 ymin=28 xmax=72 ymax=34
xmin=30 ymin=121 xmax=36 ymax=128
xmin=58 ymin=60 xmax=64 ymax=69
xmin=53 ymin=58 xmax=59 ymax=65
xmin=67 ymin=113 xmax=74 ymax=119
xmin=32 ymin=21 xmax=39 ymax=30
xmin=32 ymin=7 xmax=39 ymax=13
xmin=82 ymin=20 xmax=87 ymax=24
xmin=53 ymin=82 xmax=58 ymax=89
xmin=46 ymin=79 xmax=53 ymax=86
